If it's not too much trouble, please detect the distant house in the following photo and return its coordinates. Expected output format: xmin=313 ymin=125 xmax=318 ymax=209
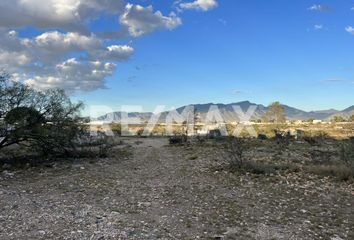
xmin=313 ymin=120 xmax=322 ymax=124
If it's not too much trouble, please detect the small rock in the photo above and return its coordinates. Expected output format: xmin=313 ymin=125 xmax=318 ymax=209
xmin=2 ymin=163 xmax=12 ymax=170
xmin=2 ymin=170 xmax=14 ymax=177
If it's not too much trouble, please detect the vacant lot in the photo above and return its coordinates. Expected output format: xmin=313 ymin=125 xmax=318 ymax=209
xmin=0 ymin=138 xmax=353 ymax=239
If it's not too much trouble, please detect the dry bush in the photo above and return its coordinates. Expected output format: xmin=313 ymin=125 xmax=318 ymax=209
xmin=306 ymin=165 xmax=354 ymax=182
xmin=110 ymin=123 xmax=122 ymax=136
xmin=257 ymin=134 xmax=268 ymax=140
xmin=195 ymin=135 xmax=206 ymax=144
xmin=303 ymin=132 xmax=329 ymax=146
xmin=303 ymin=136 xmax=318 ymax=145
xmin=169 ymin=135 xmax=188 ymax=145
xmin=74 ymin=132 xmax=116 ymax=158
xmin=222 ymin=137 xmax=281 ymax=174
xmin=223 ymin=137 xmax=245 ymax=169
xmin=309 ymin=149 xmax=333 ymax=165
xmin=271 ymin=130 xmax=293 ymax=159
xmin=339 ymin=138 xmax=354 ymax=170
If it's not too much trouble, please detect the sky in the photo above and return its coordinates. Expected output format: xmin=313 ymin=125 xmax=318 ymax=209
xmin=0 ymin=0 xmax=354 ymax=115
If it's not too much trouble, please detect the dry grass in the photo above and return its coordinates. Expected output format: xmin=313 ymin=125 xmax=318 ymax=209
xmin=305 ymin=165 xmax=354 ymax=182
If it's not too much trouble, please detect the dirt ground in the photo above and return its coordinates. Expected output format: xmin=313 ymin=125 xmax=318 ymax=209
xmin=0 ymin=138 xmax=353 ymax=239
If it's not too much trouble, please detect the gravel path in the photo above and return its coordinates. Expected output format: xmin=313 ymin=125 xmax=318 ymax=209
xmin=0 ymin=138 xmax=353 ymax=239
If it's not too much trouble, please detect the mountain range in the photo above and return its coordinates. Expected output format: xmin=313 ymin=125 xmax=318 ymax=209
xmin=98 ymin=101 xmax=354 ymax=123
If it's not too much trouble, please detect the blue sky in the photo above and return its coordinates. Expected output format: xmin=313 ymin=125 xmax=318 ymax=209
xmin=0 ymin=0 xmax=353 ymax=114
xmin=77 ymin=0 xmax=354 ymax=112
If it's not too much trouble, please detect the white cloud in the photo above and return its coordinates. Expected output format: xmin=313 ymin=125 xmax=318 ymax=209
xmin=0 ymin=30 xmax=134 ymax=92
xmin=0 ymin=1 xmax=186 ymax=92
xmin=178 ymin=0 xmax=218 ymax=11
xmin=25 ymin=58 xmax=116 ymax=91
xmin=314 ymin=24 xmax=323 ymax=30
xmin=119 ymin=4 xmax=182 ymax=37
xmin=0 ymin=51 xmax=31 ymax=68
xmin=345 ymin=26 xmax=354 ymax=35
xmin=308 ymin=4 xmax=329 ymax=12
xmin=0 ymin=0 xmax=125 ymax=33
xmin=98 ymin=45 xmax=134 ymax=61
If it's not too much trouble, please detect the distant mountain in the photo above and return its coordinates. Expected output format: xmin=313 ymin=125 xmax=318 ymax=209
xmin=98 ymin=101 xmax=354 ymax=123
xmin=98 ymin=112 xmax=153 ymax=122
xmin=327 ymin=106 xmax=354 ymax=120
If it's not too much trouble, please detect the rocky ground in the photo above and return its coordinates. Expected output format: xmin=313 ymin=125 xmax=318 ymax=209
xmin=0 ymin=138 xmax=353 ymax=239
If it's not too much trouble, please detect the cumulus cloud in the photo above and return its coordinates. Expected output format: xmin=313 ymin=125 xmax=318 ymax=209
xmin=345 ymin=26 xmax=354 ymax=35
xmin=0 ymin=0 xmax=135 ymax=92
xmin=0 ymin=0 xmax=125 ymax=33
xmin=95 ymin=45 xmax=134 ymax=61
xmin=0 ymin=29 xmax=134 ymax=92
xmin=178 ymin=0 xmax=218 ymax=11
xmin=25 ymin=59 xmax=116 ymax=91
xmin=0 ymin=1 xmax=185 ymax=92
xmin=104 ymin=4 xmax=182 ymax=38
xmin=0 ymin=1 xmax=187 ymax=92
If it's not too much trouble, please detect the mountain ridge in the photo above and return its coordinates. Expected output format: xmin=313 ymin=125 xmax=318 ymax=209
xmin=98 ymin=101 xmax=354 ymax=122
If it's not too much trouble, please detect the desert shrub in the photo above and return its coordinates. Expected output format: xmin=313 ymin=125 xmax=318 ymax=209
xmin=306 ymin=165 xmax=353 ymax=181
xmin=274 ymin=130 xmax=292 ymax=145
xmin=339 ymin=139 xmax=354 ymax=169
xmin=257 ymin=134 xmax=268 ymax=140
xmin=74 ymin=131 xmax=115 ymax=158
xmin=243 ymin=161 xmax=277 ymax=175
xmin=195 ymin=135 xmax=206 ymax=144
xmin=272 ymin=130 xmax=292 ymax=158
xmin=223 ymin=137 xmax=245 ymax=169
xmin=169 ymin=135 xmax=187 ymax=145
xmin=331 ymin=116 xmax=346 ymax=123
xmin=303 ymin=136 xmax=318 ymax=145
xmin=309 ymin=149 xmax=333 ymax=165
xmin=136 ymin=128 xmax=144 ymax=137
xmin=110 ymin=123 xmax=122 ymax=136
xmin=208 ymin=129 xmax=222 ymax=139
xmin=303 ymin=131 xmax=329 ymax=146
